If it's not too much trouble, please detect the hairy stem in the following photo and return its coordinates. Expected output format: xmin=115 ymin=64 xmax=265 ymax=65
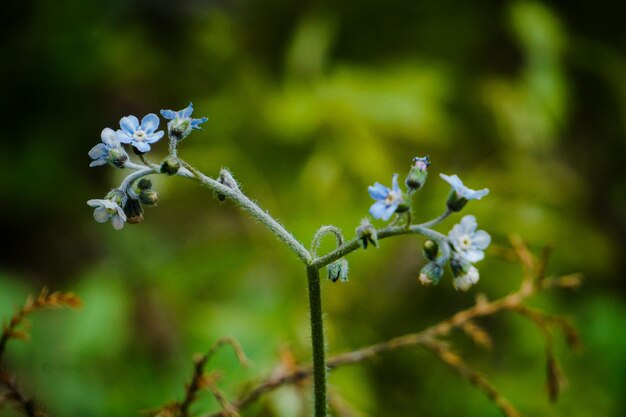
xmin=307 ymin=266 xmax=327 ymax=417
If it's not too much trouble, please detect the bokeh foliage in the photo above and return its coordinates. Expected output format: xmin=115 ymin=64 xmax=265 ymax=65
xmin=1 ymin=0 xmax=625 ymax=416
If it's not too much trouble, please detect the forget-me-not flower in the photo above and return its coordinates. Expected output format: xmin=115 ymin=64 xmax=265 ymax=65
xmin=160 ymin=102 xmax=208 ymax=141
xmin=87 ymin=197 xmax=127 ymax=230
xmin=448 ymin=215 xmax=491 ymax=263
xmin=88 ymin=128 xmax=128 ymax=167
xmin=440 ymin=174 xmax=489 ymax=211
xmin=368 ymin=174 xmax=407 ymax=221
xmin=449 ymin=254 xmax=480 ymax=291
xmin=115 ymin=113 xmax=164 ymax=153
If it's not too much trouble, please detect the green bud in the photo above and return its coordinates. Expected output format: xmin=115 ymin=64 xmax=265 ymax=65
xmin=139 ymin=190 xmax=158 ymax=206
xmin=105 ymin=189 xmax=126 ymax=205
xmin=422 ymin=240 xmax=439 ymax=261
xmin=161 ymin=156 xmax=180 ymax=176
xmin=356 ymin=218 xmax=378 ymax=249
xmin=446 ymin=192 xmax=468 ymax=212
xmin=167 ymin=118 xmax=192 ymax=141
xmin=137 ymin=178 xmax=152 ymax=190
xmin=108 ymin=148 xmax=128 ymax=168
xmin=327 ymin=258 xmax=349 ymax=283
xmin=405 ymin=155 xmax=430 ymax=191
xmin=123 ymin=198 xmax=144 ymax=224
xmin=418 ymin=262 xmax=443 ymax=286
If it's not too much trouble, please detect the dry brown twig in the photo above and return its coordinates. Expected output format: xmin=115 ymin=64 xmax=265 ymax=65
xmin=200 ymin=238 xmax=580 ymax=417
xmin=0 ymin=288 xmax=82 ymax=417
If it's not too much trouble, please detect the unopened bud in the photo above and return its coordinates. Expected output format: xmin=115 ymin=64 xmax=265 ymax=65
xmin=422 ymin=240 xmax=439 ymax=261
xmin=108 ymin=147 xmax=128 ymax=168
xmin=356 ymin=218 xmax=378 ymax=249
xmin=215 ymin=169 xmax=240 ymax=201
xmin=418 ymin=262 xmax=443 ymax=286
xmin=139 ymin=190 xmax=158 ymax=206
xmin=161 ymin=156 xmax=180 ymax=176
xmin=123 ymin=198 xmax=144 ymax=224
xmin=405 ymin=155 xmax=430 ymax=191
xmin=137 ymin=178 xmax=152 ymax=190
xmin=327 ymin=258 xmax=349 ymax=283
xmin=446 ymin=192 xmax=468 ymax=212
xmin=167 ymin=118 xmax=192 ymax=141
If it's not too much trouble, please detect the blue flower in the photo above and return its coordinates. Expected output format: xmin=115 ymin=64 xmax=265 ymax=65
xmin=87 ymin=198 xmax=127 ymax=230
xmin=160 ymin=103 xmax=208 ymax=140
xmin=448 ymin=215 xmax=491 ymax=263
xmin=88 ymin=128 xmax=128 ymax=167
xmin=368 ymin=174 xmax=407 ymax=221
xmin=440 ymin=174 xmax=489 ymax=211
xmin=115 ymin=113 xmax=164 ymax=153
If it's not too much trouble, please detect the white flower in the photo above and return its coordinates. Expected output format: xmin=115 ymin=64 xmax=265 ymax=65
xmin=87 ymin=198 xmax=127 ymax=230
xmin=453 ymin=265 xmax=480 ymax=291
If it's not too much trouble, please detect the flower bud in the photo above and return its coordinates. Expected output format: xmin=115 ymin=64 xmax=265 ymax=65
xmin=449 ymin=255 xmax=479 ymax=291
xmin=167 ymin=118 xmax=192 ymax=141
xmin=215 ymin=169 xmax=240 ymax=201
xmin=356 ymin=218 xmax=378 ymax=249
xmin=137 ymin=178 xmax=152 ymax=190
xmin=161 ymin=156 xmax=180 ymax=176
xmin=418 ymin=262 xmax=443 ymax=285
xmin=108 ymin=147 xmax=128 ymax=168
xmin=422 ymin=240 xmax=439 ymax=261
xmin=139 ymin=190 xmax=158 ymax=206
xmin=405 ymin=155 xmax=430 ymax=191
xmin=446 ymin=192 xmax=468 ymax=212
xmin=327 ymin=258 xmax=349 ymax=283
xmin=123 ymin=198 xmax=144 ymax=224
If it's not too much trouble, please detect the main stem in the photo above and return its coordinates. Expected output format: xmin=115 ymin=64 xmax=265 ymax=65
xmin=307 ymin=266 xmax=327 ymax=417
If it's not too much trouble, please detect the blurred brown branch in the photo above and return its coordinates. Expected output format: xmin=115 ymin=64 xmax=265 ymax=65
xmin=201 ymin=239 xmax=581 ymax=417
xmin=0 ymin=288 xmax=81 ymax=417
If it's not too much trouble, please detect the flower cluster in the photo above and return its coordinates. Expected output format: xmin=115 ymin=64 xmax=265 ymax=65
xmin=365 ymin=156 xmax=491 ymax=291
xmin=87 ymin=103 xmax=207 ymax=230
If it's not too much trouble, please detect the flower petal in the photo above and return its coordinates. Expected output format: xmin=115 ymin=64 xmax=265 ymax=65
xmin=466 ymin=188 xmax=489 ymax=200
xmin=132 ymin=141 xmax=151 ymax=153
xmin=368 ymin=183 xmax=389 ymax=200
xmin=88 ymin=143 xmax=108 ymax=160
xmin=87 ymin=199 xmax=105 ymax=208
xmin=111 ymin=214 xmax=125 ymax=230
xmin=460 ymin=215 xmax=477 ymax=233
xmin=391 ymin=173 xmax=399 ymax=192
xmin=145 ymin=130 xmax=164 ymax=143
xmin=93 ymin=207 xmax=110 ymax=223
xmin=101 ymin=127 xmax=118 ymax=147
xmin=369 ymin=201 xmax=388 ymax=219
xmin=191 ymin=117 xmax=208 ymax=129
xmin=120 ymin=115 xmax=139 ymax=134
xmin=472 ymin=230 xmax=491 ymax=249
xmin=462 ymin=249 xmax=484 ymax=263
xmin=180 ymin=102 xmax=194 ymax=118
xmin=381 ymin=204 xmax=397 ymax=221
xmin=89 ymin=159 xmax=107 ymax=167
xmin=160 ymin=109 xmax=177 ymax=120
xmin=440 ymin=173 xmax=463 ymax=190
xmin=115 ymin=129 xmax=133 ymax=144
xmin=140 ymin=113 xmax=160 ymax=134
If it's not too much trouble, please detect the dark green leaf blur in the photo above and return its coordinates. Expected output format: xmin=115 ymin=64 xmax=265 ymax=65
xmin=1 ymin=0 xmax=625 ymax=416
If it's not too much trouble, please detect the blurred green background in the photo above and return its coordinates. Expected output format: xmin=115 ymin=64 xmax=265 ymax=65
xmin=1 ymin=0 xmax=625 ymax=416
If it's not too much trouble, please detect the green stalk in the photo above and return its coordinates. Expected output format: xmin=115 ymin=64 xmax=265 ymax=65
xmin=306 ymin=266 xmax=327 ymax=417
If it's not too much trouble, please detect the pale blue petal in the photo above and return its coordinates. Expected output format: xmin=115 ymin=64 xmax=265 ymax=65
xmin=116 ymin=206 xmax=127 ymax=221
xmin=111 ymin=214 xmax=125 ymax=230
xmin=460 ymin=215 xmax=477 ymax=233
xmin=368 ymin=183 xmax=389 ymax=200
xmin=140 ymin=113 xmax=160 ymax=134
xmin=466 ymin=188 xmax=489 ymax=200
xmin=90 ymin=159 xmax=107 ymax=167
xmin=89 ymin=143 xmax=108 ymax=160
xmin=191 ymin=117 xmax=208 ymax=129
xmin=181 ymin=102 xmax=194 ymax=118
xmin=146 ymin=130 xmax=164 ymax=143
xmin=87 ymin=199 xmax=104 ymax=208
xmin=160 ymin=109 xmax=177 ymax=120
xmin=448 ymin=223 xmax=464 ymax=240
xmin=132 ymin=141 xmax=151 ymax=153
xmin=381 ymin=204 xmax=397 ymax=221
xmin=463 ymin=250 xmax=484 ymax=263
xmin=369 ymin=201 xmax=388 ymax=219
xmin=93 ymin=207 xmax=109 ymax=223
xmin=120 ymin=115 xmax=139 ymax=134
xmin=391 ymin=173 xmax=400 ymax=192
xmin=100 ymin=128 xmax=118 ymax=147
xmin=115 ymin=129 xmax=133 ymax=144
xmin=472 ymin=230 xmax=491 ymax=249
